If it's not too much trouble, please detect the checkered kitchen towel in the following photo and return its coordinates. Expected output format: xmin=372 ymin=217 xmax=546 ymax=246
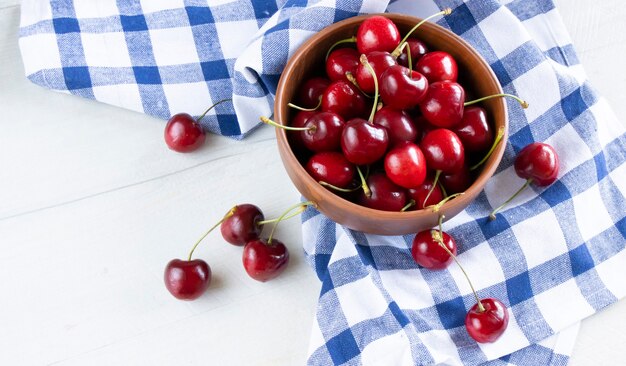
xmin=18 ymin=0 xmax=626 ymax=365
xmin=301 ymin=0 xmax=626 ymax=365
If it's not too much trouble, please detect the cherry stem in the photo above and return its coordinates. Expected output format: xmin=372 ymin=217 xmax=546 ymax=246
xmin=188 ymin=206 xmax=237 ymax=261
xmin=267 ymin=201 xmax=316 ymax=244
xmin=433 ymin=214 xmax=485 ymax=312
xmin=464 ymin=94 xmax=529 ymax=109
xmin=427 ymin=192 xmax=464 ymax=213
xmin=319 ymin=181 xmax=361 ymax=193
xmin=407 ymin=42 xmax=414 ymax=73
xmin=288 ymin=97 xmax=322 ymax=112
xmin=470 ymin=126 xmax=506 ymax=171
xmin=345 ymin=72 xmax=374 ymax=98
xmin=489 ymin=178 xmax=532 ymax=220
xmin=357 ymin=166 xmax=371 ymax=198
xmin=360 ymin=54 xmax=379 ymax=123
xmin=196 ymin=98 xmax=232 ymax=124
xmin=391 ymin=8 xmax=452 ymax=57
xmin=423 ymin=170 xmax=442 ymax=205
xmin=439 ymin=182 xmax=448 ymax=199
xmin=401 ymin=199 xmax=416 ymax=212
xmin=260 ymin=116 xmax=314 ymax=132
xmin=325 ymin=36 xmax=357 ymax=61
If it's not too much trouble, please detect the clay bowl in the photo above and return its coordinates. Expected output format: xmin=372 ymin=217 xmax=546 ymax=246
xmin=274 ymin=13 xmax=507 ymax=235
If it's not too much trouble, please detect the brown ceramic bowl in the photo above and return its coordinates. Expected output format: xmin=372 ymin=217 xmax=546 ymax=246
xmin=274 ymin=13 xmax=507 ymax=235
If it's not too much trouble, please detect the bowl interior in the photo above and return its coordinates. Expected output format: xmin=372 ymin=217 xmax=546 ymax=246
xmin=274 ymin=14 xmax=507 ymax=235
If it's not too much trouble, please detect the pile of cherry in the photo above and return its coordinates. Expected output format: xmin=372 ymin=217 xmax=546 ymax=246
xmin=162 ymin=10 xmax=562 ymax=345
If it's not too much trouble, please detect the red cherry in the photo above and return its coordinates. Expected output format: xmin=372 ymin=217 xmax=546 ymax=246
xmin=411 ymin=229 xmax=456 ymax=269
xmin=326 ymin=48 xmax=360 ymax=82
xmin=356 ymin=15 xmax=401 ymax=54
xmin=379 ymin=65 xmax=429 ymax=110
xmin=514 ymin=142 xmax=559 ymax=186
xmin=453 ymin=107 xmax=493 ymax=152
xmin=384 ymin=141 xmax=427 ymax=189
xmin=164 ymin=259 xmax=211 ymax=300
xmin=300 ymin=112 xmax=345 ymax=152
xmin=297 ymin=77 xmax=330 ymax=109
xmin=373 ymin=107 xmax=419 ymax=146
xmin=220 ymin=204 xmax=264 ymax=246
xmin=408 ymin=176 xmax=444 ymax=209
xmin=465 ymin=298 xmax=509 ymax=343
xmin=358 ymin=173 xmax=407 ymax=211
xmin=341 ymin=118 xmax=389 ymax=165
xmin=242 ymin=239 xmax=289 ymax=282
xmin=415 ymin=51 xmax=458 ymax=83
xmin=420 ymin=129 xmax=465 ymax=174
xmin=321 ymin=80 xmax=368 ymax=120
xmin=288 ymin=110 xmax=317 ymax=152
xmin=306 ymin=152 xmax=355 ymax=188
xmin=419 ymin=81 xmax=465 ymax=128
xmin=355 ymin=51 xmax=397 ymax=94
xmin=397 ymin=38 xmax=428 ymax=67
xmin=441 ymin=165 xmax=473 ymax=194
xmin=164 ymin=113 xmax=206 ymax=153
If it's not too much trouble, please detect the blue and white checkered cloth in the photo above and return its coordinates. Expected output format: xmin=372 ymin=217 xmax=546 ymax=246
xmin=18 ymin=0 xmax=626 ymax=365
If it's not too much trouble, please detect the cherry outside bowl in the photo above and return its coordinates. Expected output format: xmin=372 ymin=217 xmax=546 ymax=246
xmin=274 ymin=13 xmax=507 ymax=235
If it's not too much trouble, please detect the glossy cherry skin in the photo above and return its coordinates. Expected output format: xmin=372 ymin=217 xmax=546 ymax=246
xmin=408 ymin=176 xmax=444 ymax=210
xmin=288 ymin=110 xmax=316 ymax=153
xmin=356 ymin=15 xmax=401 ymax=54
xmin=358 ymin=173 xmax=407 ymax=211
xmin=397 ymin=38 xmax=429 ymax=68
xmin=419 ymin=81 xmax=466 ymax=128
xmin=420 ymin=129 xmax=465 ymax=174
xmin=341 ymin=119 xmax=389 ymax=165
xmin=220 ymin=204 xmax=264 ymax=246
xmin=242 ymin=239 xmax=289 ymax=282
xmin=415 ymin=51 xmax=458 ymax=83
xmin=453 ymin=107 xmax=493 ymax=152
xmin=297 ymin=77 xmax=330 ymax=109
xmin=306 ymin=152 xmax=355 ymax=188
xmin=326 ymin=48 xmax=360 ymax=82
xmin=514 ymin=143 xmax=559 ymax=186
xmin=321 ymin=80 xmax=368 ymax=120
xmin=384 ymin=141 xmax=427 ymax=189
xmin=373 ymin=107 xmax=418 ymax=146
xmin=300 ymin=112 xmax=345 ymax=152
xmin=465 ymin=298 xmax=509 ymax=343
xmin=164 ymin=259 xmax=211 ymax=300
xmin=355 ymin=51 xmax=398 ymax=94
xmin=164 ymin=113 xmax=205 ymax=152
xmin=411 ymin=229 xmax=456 ymax=269
xmin=380 ymin=65 xmax=429 ymax=110
xmin=441 ymin=165 xmax=473 ymax=194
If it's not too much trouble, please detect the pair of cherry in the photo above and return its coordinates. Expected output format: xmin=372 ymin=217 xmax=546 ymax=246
xmin=164 ymin=203 xmax=311 ymax=300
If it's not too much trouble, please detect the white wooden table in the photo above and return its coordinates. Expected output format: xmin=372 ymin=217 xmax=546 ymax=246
xmin=1 ymin=1 xmax=624 ymax=364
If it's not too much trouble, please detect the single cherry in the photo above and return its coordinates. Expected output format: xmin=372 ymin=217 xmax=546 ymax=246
xmin=453 ymin=106 xmax=493 ymax=152
xmin=397 ymin=38 xmax=428 ymax=68
xmin=220 ymin=204 xmax=264 ymax=246
xmin=466 ymin=298 xmax=509 ymax=343
xmin=415 ymin=51 xmax=458 ymax=83
xmin=164 ymin=259 xmax=211 ymax=300
xmin=379 ymin=65 xmax=429 ymax=110
xmin=420 ymin=129 xmax=465 ymax=174
xmin=164 ymin=113 xmax=205 ymax=153
xmin=419 ymin=81 xmax=465 ymax=128
xmin=411 ymin=229 xmax=456 ymax=269
xmin=297 ymin=77 xmax=330 ymax=109
xmin=354 ymin=51 xmax=397 ymax=94
xmin=373 ymin=106 xmax=418 ymax=146
xmin=326 ymin=48 xmax=360 ymax=82
xmin=321 ymin=80 xmax=368 ymax=120
xmin=358 ymin=173 xmax=407 ymax=211
xmin=489 ymin=142 xmax=559 ymax=219
xmin=242 ymin=239 xmax=289 ymax=282
xmin=306 ymin=152 xmax=355 ymax=189
xmin=408 ymin=175 xmax=444 ymax=210
xmin=356 ymin=15 xmax=401 ymax=54
xmin=261 ymin=112 xmax=345 ymax=153
xmin=384 ymin=141 xmax=427 ymax=189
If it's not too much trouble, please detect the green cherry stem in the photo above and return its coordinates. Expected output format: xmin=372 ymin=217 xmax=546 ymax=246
xmin=188 ymin=206 xmax=237 ymax=261
xmin=357 ymin=165 xmax=371 ymax=198
xmin=360 ymin=54 xmax=379 ymax=123
xmin=391 ymin=8 xmax=452 ymax=57
xmin=319 ymin=181 xmax=362 ymax=193
xmin=470 ymin=126 xmax=505 ymax=171
xmin=345 ymin=72 xmax=374 ymax=98
xmin=464 ymin=94 xmax=529 ymax=109
xmin=439 ymin=182 xmax=448 ymax=199
xmin=427 ymin=192 xmax=464 ymax=213
xmin=423 ymin=170 xmax=442 ymax=205
xmin=267 ymin=201 xmax=316 ymax=244
xmin=288 ymin=97 xmax=322 ymax=112
xmin=489 ymin=178 xmax=533 ymax=220
xmin=326 ymin=36 xmax=357 ymax=61
xmin=401 ymin=199 xmax=416 ymax=212
xmin=197 ymin=98 xmax=232 ymax=123
xmin=260 ymin=116 xmax=314 ymax=132
xmin=433 ymin=214 xmax=485 ymax=313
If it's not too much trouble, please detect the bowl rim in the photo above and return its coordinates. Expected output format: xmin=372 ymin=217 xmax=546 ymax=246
xmin=274 ymin=13 xmax=508 ymax=222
